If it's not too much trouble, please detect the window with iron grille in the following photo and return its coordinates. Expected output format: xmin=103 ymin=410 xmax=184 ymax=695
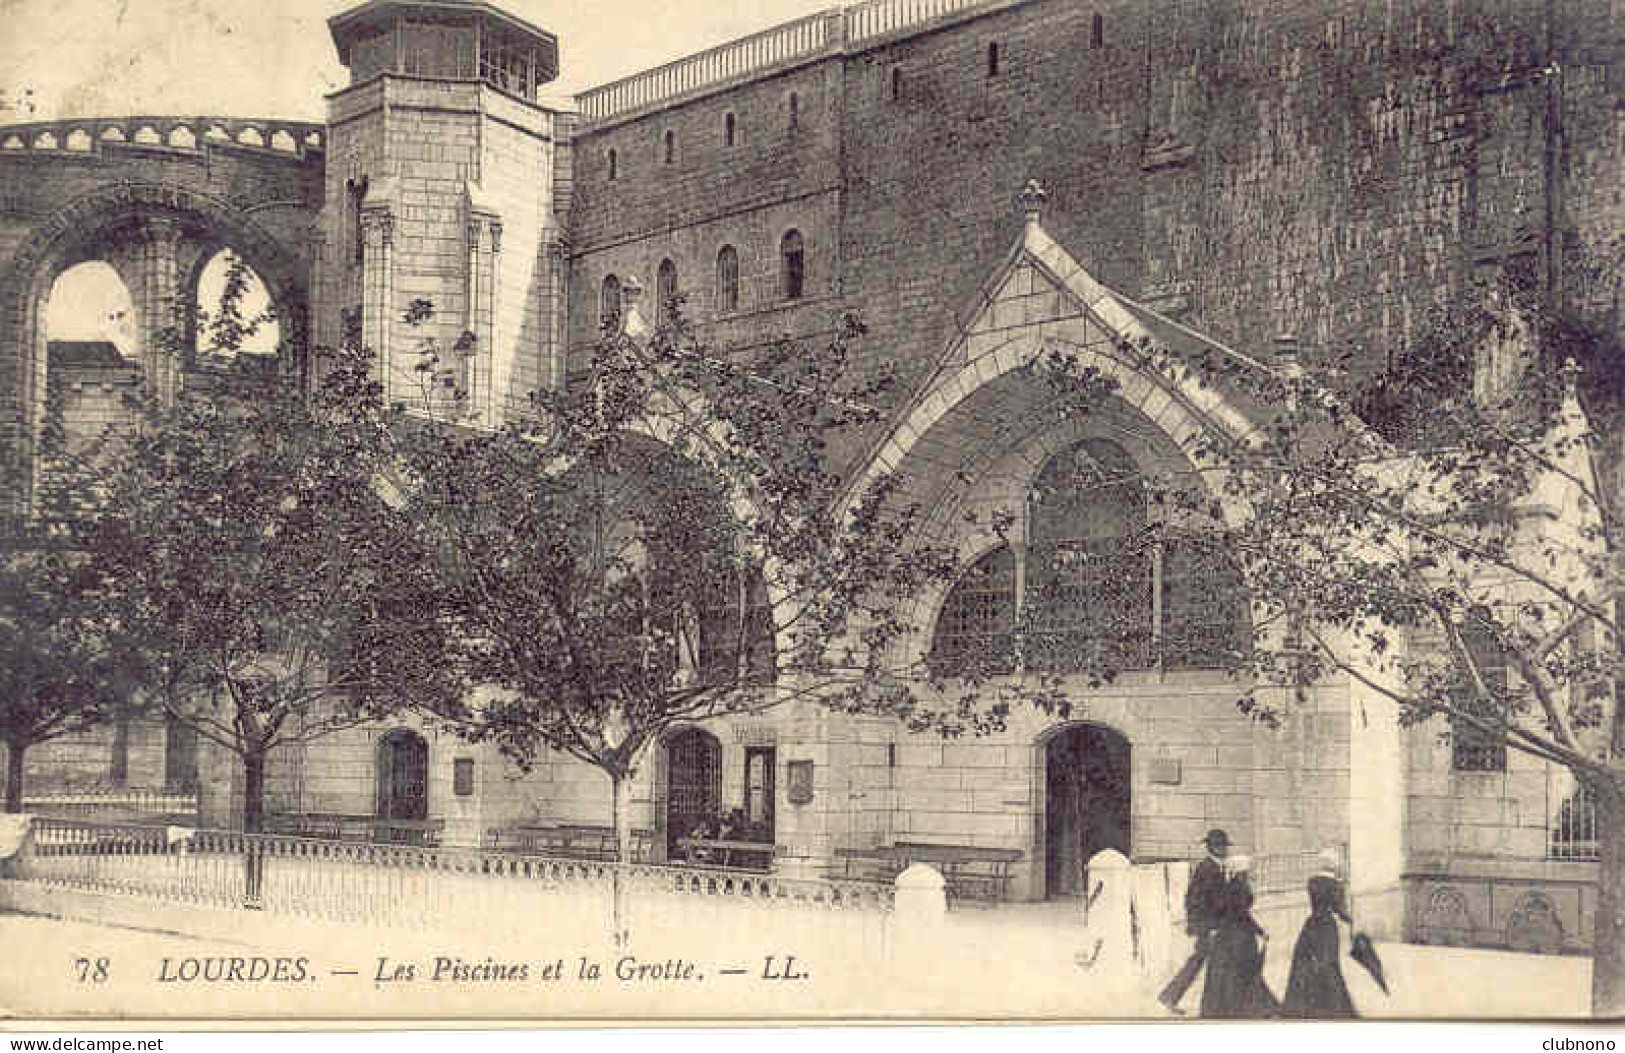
xmin=929 ymin=546 xmax=1016 ymax=676
xmin=1449 ymin=623 xmax=1510 ymax=772
xmin=1026 ymin=439 xmax=1153 ymax=671
xmin=1550 ymin=783 xmax=1599 ymax=861
xmin=1161 ymin=531 xmax=1248 ymax=668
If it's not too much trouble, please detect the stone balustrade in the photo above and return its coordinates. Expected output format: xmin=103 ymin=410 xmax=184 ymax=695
xmin=0 ymin=117 xmax=324 ymax=161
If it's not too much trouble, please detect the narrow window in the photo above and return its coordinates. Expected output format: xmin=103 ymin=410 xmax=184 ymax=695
xmin=1091 ymin=13 xmax=1104 ymax=48
xmin=601 ymin=274 xmax=622 ymax=333
xmin=347 ymin=176 xmax=368 ymax=265
xmin=724 ymin=112 xmax=737 ymax=147
xmin=788 ymin=93 xmax=800 ymax=130
xmin=607 ymin=147 xmax=618 ymax=181
xmin=891 ymin=66 xmax=903 ymax=102
xmin=987 ymin=42 xmax=1000 ymax=78
xmin=664 ymin=129 xmax=675 ymax=164
xmin=780 ymin=230 xmax=805 ymax=301
xmin=1448 ymin=620 xmax=1512 ymax=773
xmin=656 ymin=258 xmax=678 ymax=322
xmin=716 ymin=245 xmax=740 ymax=314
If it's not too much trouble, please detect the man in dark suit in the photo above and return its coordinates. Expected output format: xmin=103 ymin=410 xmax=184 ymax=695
xmin=1157 ymin=828 xmax=1231 ymax=1015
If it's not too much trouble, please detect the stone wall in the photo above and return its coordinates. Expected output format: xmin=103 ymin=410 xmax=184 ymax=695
xmin=566 ymin=0 xmax=1623 ymax=476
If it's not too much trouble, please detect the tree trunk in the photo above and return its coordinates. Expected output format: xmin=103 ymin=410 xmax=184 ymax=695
xmin=609 ymin=770 xmax=633 ymax=948
xmin=242 ymin=749 xmax=267 ymax=907
xmin=4 ymin=741 xmax=26 ymax=814
xmin=1591 ymin=775 xmax=1625 ymax=1017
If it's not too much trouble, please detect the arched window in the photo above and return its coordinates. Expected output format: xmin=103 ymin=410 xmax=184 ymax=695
xmin=987 ymin=42 xmax=1001 ymax=77
xmin=601 ymin=274 xmax=622 ymax=333
xmin=656 ymin=258 xmax=678 ymax=323
xmin=929 ymin=546 xmax=1016 ymax=676
xmin=607 ymin=147 xmax=618 ymax=180
xmin=780 ymin=230 xmax=805 ymax=301
xmin=663 ymin=129 xmax=676 ymax=164
xmin=716 ymin=245 xmax=740 ymax=314
xmin=1025 ymin=438 xmax=1152 ymax=672
xmin=724 ymin=112 xmax=737 ymax=147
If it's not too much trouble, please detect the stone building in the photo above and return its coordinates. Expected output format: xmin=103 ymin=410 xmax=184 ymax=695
xmin=2 ymin=0 xmax=1620 ymax=953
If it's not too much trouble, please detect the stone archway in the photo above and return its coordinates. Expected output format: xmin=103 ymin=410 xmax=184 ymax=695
xmin=1 ymin=182 xmax=311 ymax=514
xmin=1039 ymin=722 xmax=1131 ymax=900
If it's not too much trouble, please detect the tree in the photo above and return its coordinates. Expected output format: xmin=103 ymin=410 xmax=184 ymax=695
xmin=0 ymin=533 xmax=131 ymax=812
xmin=1153 ymin=252 xmax=1625 ymax=1016
xmin=75 ymin=300 xmax=463 ymax=839
xmin=393 ymin=297 xmax=1067 ymax=877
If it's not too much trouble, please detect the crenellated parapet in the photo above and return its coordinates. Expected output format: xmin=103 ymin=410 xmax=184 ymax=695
xmin=0 ymin=117 xmax=325 ymax=162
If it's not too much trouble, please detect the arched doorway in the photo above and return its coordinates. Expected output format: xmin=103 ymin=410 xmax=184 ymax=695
xmin=664 ymin=728 xmax=721 ymax=856
xmin=376 ymin=730 xmax=429 ymax=821
xmin=1044 ymin=724 xmax=1131 ymax=898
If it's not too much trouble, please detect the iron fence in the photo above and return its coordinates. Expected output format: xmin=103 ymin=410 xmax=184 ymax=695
xmin=17 ymin=818 xmax=892 ymax=943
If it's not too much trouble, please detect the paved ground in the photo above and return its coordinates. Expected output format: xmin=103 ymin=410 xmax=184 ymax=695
xmin=0 ymin=902 xmax=1598 ymax=1023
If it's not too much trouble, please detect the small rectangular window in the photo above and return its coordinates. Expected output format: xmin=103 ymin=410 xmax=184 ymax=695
xmin=891 ymin=66 xmax=903 ymax=102
xmin=987 ymin=42 xmax=1000 ymax=78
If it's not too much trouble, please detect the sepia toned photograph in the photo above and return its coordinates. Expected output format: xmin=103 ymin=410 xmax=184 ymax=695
xmin=0 ymin=0 xmax=1622 ymax=1029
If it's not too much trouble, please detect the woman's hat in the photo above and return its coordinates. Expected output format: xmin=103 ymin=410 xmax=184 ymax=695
xmin=1203 ymin=829 xmax=1231 ymax=850
xmin=1314 ymin=848 xmax=1341 ymax=877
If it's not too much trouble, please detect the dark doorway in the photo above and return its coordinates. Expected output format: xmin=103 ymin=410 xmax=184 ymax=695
xmin=1044 ymin=724 xmax=1131 ymax=898
xmin=163 ymin=711 xmax=198 ymax=793
xmin=743 ymin=746 xmax=776 ymax=841
xmin=665 ymin=728 xmax=722 ymax=855
xmin=376 ymin=730 xmax=429 ymax=821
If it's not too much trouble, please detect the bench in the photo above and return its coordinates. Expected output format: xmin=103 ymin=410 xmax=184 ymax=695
xmin=266 ymin=814 xmax=444 ymax=847
xmin=676 ymin=837 xmax=777 ymax=871
xmin=487 ymin=824 xmax=651 ymax=862
xmin=835 ymin=842 xmax=1023 ymax=902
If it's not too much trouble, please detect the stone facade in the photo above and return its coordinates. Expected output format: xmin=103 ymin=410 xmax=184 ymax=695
xmin=3 ymin=0 xmax=1620 ymax=943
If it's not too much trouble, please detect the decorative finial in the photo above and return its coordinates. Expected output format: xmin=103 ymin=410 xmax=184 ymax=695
xmin=1018 ymin=179 xmax=1048 ymax=226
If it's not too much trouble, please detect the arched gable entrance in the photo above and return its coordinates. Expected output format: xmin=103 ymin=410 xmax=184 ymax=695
xmin=1042 ymin=723 xmax=1131 ymax=898
xmin=663 ymin=727 xmax=722 ymax=856
xmin=375 ymin=729 xmax=429 ymax=821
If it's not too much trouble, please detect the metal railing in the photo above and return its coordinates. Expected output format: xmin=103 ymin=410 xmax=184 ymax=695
xmin=1549 ymin=786 xmax=1599 ymax=862
xmin=16 ymin=818 xmax=892 ymax=939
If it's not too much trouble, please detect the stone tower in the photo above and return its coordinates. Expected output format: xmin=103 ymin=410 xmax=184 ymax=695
xmin=320 ymin=0 xmax=571 ymax=425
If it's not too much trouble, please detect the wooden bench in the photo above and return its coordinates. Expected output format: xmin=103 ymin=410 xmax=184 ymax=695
xmin=267 ymin=814 xmax=443 ymax=847
xmin=835 ymin=842 xmax=1023 ymax=902
xmin=488 ymin=824 xmax=651 ymax=862
xmin=676 ymin=837 xmax=777 ymax=871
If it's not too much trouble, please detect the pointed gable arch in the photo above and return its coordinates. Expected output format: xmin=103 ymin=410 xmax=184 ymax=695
xmin=846 ymin=203 xmax=1277 ymax=533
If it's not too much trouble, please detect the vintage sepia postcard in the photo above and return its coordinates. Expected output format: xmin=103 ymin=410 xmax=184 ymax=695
xmin=0 ymin=0 xmax=1622 ymax=1031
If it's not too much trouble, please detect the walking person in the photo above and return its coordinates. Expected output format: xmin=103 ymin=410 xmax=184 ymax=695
xmin=1199 ymin=854 xmax=1282 ymax=1018
xmin=1283 ymin=848 xmax=1358 ymax=1018
xmin=1157 ymin=828 xmax=1230 ymax=1015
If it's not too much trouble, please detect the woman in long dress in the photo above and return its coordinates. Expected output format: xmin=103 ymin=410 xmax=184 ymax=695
xmin=1283 ymin=851 xmax=1357 ymax=1018
xmin=1199 ymin=855 xmax=1282 ymax=1018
